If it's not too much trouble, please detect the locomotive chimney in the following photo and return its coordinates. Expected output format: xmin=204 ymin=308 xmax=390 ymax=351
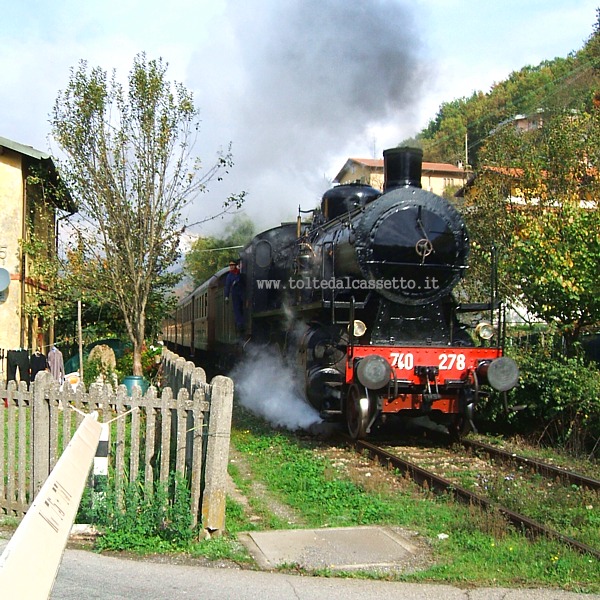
xmin=383 ymin=147 xmax=423 ymax=191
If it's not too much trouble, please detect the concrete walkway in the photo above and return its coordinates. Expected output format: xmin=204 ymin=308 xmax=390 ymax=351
xmin=239 ymin=525 xmax=425 ymax=572
xmin=49 ymin=545 xmax=600 ymax=600
xmin=2 ymin=529 xmax=599 ymax=600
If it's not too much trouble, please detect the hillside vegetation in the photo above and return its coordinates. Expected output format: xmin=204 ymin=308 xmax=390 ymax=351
xmin=409 ymin=12 xmax=600 ymax=168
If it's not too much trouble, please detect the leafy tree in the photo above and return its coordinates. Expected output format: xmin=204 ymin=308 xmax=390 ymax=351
xmin=185 ymin=214 xmax=255 ymax=286
xmin=184 ymin=235 xmax=225 ymax=287
xmin=50 ymin=54 xmax=244 ymax=376
xmin=465 ymin=109 xmax=600 ymax=352
xmin=418 ymin=98 xmax=468 ymax=164
xmin=567 ymin=9 xmax=600 ymax=119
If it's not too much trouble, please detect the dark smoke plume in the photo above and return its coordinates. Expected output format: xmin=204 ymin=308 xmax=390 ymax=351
xmin=188 ymin=0 xmax=427 ymax=230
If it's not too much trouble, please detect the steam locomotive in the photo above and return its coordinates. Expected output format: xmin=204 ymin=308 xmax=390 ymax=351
xmin=163 ymin=147 xmax=519 ymax=438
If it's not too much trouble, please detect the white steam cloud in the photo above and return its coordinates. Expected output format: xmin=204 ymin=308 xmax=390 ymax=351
xmin=230 ymin=345 xmax=322 ymax=431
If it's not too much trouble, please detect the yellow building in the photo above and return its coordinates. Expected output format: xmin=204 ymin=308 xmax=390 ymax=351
xmin=333 ymin=156 xmax=468 ymax=196
xmin=0 ymin=136 xmax=75 ymax=373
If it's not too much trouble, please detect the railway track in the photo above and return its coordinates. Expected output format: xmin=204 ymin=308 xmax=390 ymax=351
xmin=347 ymin=437 xmax=600 ymax=561
xmin=462 ymin=438 xmax=600 ymax=491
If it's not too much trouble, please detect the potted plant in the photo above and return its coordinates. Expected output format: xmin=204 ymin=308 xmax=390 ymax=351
xmin=117 ymin=344 xmax=161 ymax=395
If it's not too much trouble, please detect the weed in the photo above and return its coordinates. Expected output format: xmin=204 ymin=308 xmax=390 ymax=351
xmin=189 ymin=536 xmax=251 ymax=564
xmin=78 ymin=473 xmax=197 ymax=553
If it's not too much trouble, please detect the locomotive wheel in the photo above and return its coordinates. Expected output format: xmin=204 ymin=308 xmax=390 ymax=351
xmin=448 ymin=415 xmax=471 ymax=441
xmin=448 ymin=395 xmax=474 ymax=440
xmin=346 ymin=384 xmax=371 ymax=440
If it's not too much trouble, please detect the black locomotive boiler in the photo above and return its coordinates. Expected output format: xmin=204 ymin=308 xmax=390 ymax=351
xmin=164 ymin=147 xmax=519 ymax=439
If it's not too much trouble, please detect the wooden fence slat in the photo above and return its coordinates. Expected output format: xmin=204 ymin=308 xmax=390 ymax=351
xmin=175 ymin=388 xmax=187 ymax=475
xmin=114 ymin=389 xmax=126 ymax=501
xmin=7 ymin=390 xmax=17 ymax=513
xmin=26 ymin=383 xmax=34 ymax=506
xmin=2 ymin=347 xmax=233 ymax=536
xmin=32 ymin=373 xmax=52 ymax=496
xmin=201 ymin=376 xmax=234 ymax=534
xmin=158 ymin=388 xmax=170 ymax=485
xmin=61 ymin=391 xmax=72 ymax=451
xmin=129 ymin=394 xmax=141 ymax=484
xmin=189 ymin=387 xmax=205 ymax=529
xmin=49 ymin=386 xmax=60 ymax=472
xmin=17 ymin=398 xmax=27 ymax=506
xmin=144 ymin=403 xmax=156 ymax=496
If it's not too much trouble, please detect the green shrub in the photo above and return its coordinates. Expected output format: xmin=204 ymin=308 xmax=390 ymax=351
xmin=82 ymin=357 xmax=117 ymax=388
xmin=115 ymin=343 xmax=162 ymax=386
xmin=480 ymin=343 xmax=600 ymax=455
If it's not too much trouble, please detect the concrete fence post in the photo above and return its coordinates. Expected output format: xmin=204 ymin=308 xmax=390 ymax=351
xmin=201 ymin=375 xmax=234 ymax=537
xmin=32 ymin=371 xmax=52 ymax=495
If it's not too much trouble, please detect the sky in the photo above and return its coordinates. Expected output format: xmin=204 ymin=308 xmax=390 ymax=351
xmin=0 ymin=0 xmax=597 ymax=236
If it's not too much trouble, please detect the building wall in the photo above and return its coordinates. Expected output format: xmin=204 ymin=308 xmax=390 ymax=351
xmin=0 ymin=150 xmax=25 ymax=351
xmin=336 ymin=160 xmax=466 ymax=196
xmin=421 ymin=172 xmax=466 ymax=196
xmin=0 ymin=148 xmax=56 ymax=360
xmin=370 ymin=172 xmax=384 ymax=190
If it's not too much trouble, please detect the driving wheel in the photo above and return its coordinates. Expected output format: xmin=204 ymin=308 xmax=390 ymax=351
xmin=346 ymin=384 xmax=371 ymax=440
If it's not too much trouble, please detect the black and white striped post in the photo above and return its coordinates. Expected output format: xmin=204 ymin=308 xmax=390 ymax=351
xmin=93 ymin=422 xmax=109 ymax=488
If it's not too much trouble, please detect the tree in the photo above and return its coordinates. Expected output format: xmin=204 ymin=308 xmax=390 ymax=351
xmin=465 ymin=109 xmax=600 ymax=352
xmin=185 ymin=214 xmax=255 ymax=286
xmin=51 ymin=54 xmax=244 ymax=376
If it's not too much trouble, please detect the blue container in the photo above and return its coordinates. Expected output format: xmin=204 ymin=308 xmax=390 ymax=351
xmin=121 ymin=375 xmax=149 ymax=396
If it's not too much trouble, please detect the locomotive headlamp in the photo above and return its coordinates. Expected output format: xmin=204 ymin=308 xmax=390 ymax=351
xmin=356 ymin=355 xmax=390 ymax=390
xmin=475 ymin=321 xmax=495 ymax=340
xmin=352 ymin=320 xmax=367 ymax=338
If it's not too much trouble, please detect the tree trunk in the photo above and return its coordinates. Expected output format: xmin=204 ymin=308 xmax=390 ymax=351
xmin=132 ymin=344 xmax=143 ymax=376
xmin=128 ymin=304 xmax=146 ymax=377
xmin=131 ymin=320 xmax=145 ymax=376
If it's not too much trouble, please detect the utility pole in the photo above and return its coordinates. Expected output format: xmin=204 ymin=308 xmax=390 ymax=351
xmin=78 ymin=299 xmax=83 ymax=382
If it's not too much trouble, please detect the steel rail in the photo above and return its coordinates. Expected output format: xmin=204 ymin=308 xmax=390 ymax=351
xmin=351 ymin=438 xmax=600 ymax=561
xmin=462 ymin=439 xmax=600 ymax=491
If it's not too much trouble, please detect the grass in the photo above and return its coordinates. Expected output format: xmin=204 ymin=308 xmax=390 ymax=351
xmin=472 ymin=471 xmax=600 ymax=549
xmin=471 ymin=432 xmax=600 ymax=478
xmin=389 ymin=438 xmax=600 ymax=550
xmin=227 ymin=408 xmax=600 ymax=592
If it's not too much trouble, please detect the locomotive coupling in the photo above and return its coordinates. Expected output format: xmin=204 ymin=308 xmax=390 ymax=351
xmin=414 ymin=365 xmax=440 ymax=379
xmin=476 ymin=357 xmax=520 ymax=392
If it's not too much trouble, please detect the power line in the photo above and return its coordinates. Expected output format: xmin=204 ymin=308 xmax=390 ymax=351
xmin=195 ymin=245 xmax=244 ymax=253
